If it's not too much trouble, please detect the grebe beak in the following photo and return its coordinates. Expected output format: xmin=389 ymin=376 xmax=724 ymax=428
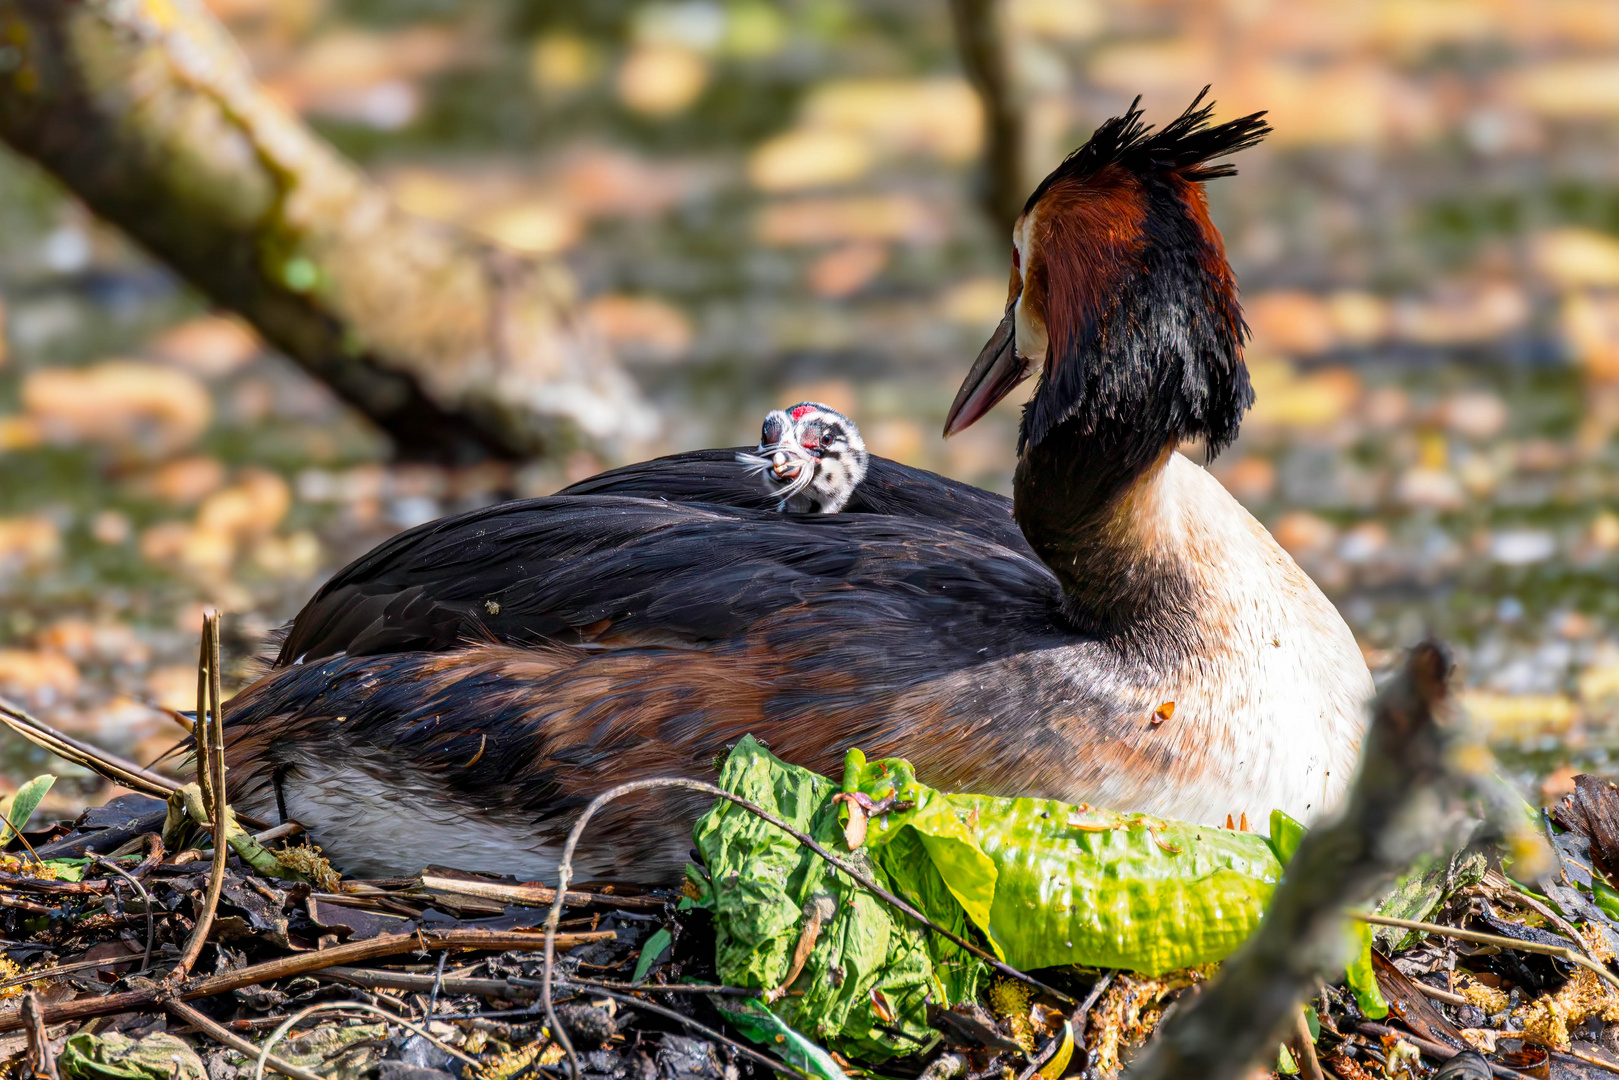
xmin=943 ymin=306 xmax=1030 ymax=437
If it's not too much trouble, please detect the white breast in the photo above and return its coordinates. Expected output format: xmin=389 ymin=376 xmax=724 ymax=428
xmin=1157 ymin=453 xmax=1372 ymax=825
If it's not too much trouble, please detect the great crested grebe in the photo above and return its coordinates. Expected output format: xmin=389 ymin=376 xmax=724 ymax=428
xmin=221 ymin=94 xmax=1372 ymax=881
xmin=738 ymin=402 xmax=869 ymax=513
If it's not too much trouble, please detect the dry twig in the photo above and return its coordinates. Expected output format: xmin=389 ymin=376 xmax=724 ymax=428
xmin=0 ymin=695 xmax=177 ymax=798
xmin=21 ymin=992 xmax=58 ymax=1080
xmin=1357 ymin=914 xmax=1619 ymax=995
xmin=173 ymin=612 xmax=228 ymax=980
xmin=253 ymin=1001 xmax=479 ymax=1080
xmin=0 ymin=928 xmax=614 ymax=1033
xmin=563 ymin=983 xmax=805 ymax=1079
xmin=92 ymin=855 xmax=156 ymax=973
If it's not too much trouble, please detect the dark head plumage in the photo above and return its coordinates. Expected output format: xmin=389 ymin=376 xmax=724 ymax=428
xmin=945 ymin=89 xmax=1270 ymax=470
xmin=1021 ymin=89 xmax=1271 ymax=214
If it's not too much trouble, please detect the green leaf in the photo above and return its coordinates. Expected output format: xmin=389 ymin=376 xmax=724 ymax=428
xmin=1268 ymin=810 xmax=1306 ymax=865
xmin=716 ymin=1001 xmax=850 ymax=1080
xmin=632 ymin=927 xmax=673 ymax=984
xmin=44 ymin=859 xmax=87 ymax=883
xmin=1594 ymin=877 xmax=1619 ymax=922
xmin=851 ymin=759 xmax=1281 ymax=975
xmin=1345 ymin=916 xmax=1389 ymax=1019
xmin=2 ymin=774 xmax=55 ymax=842
xmin=692 ymin=737 xmax=955 ymax=1059
xmin=1276 ymin=1043 xmax=1298 ymax=1075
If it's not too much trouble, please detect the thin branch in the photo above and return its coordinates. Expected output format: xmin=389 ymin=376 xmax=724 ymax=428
xmin=538 ymin=974 xmax=760 ymax=998
xmin=321 ymin=966 xmax=530 ymax=1000
xmin=252 ymin=1001 xmax=479 ymax=1080
xmin=418 ymin=874 xmax=665 ymax=913
xmin=93 ymin=856 xmax=156 ymax=973
xmin=540 ymin=778 xmax=1074 ymax=1080
xmin=0 ymin=927 xmax=616 ymax=1033
xmin=1357 ymin=914 xmax=1619 ymax=996
xmin=0 ymin=695 xmax=177 ymax=798
xmin=164 ymin=1000 xmax=324 ymax=1080
xmin=1291 ymin=1008 xmax=1323 ymax=1080
xmin=562 ymin=984 xmax=805 ymax=1079
xmin=0 ymin=956 xmax=141 ymax=994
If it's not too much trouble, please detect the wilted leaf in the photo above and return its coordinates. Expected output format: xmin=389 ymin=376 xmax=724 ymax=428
xmin=60 ymin=1031 xmax=206 ymax=1080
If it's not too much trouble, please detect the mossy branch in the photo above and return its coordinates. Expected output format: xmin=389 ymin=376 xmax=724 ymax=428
xmin=0 ymin=0 xmax=645 ymax=460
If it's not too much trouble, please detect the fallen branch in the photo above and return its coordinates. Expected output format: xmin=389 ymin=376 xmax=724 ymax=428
xmin=416 ymin=874 xmax=665 ymax=913
xmin=320 ymin=966 xmax=530 ymax=1000
xmin=0 ymin=927 xmax=615 ymax=1033
xmin=0 ymin=0 xmax=646 ymax=460
xmin=1129 ymin=642 xmax=1479 ymax=1080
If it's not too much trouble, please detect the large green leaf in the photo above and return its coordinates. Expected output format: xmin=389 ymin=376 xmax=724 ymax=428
xmin=846 ymin=752 xmax=1281 ymax=974
xmin=694 ymin=738 xmax=1385 ymax=1059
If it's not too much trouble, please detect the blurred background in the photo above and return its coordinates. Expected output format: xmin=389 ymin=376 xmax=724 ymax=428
xmin=2 ymin=0 xmax=1618 ymax=817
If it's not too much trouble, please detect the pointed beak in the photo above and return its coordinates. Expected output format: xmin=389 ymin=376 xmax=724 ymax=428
xmin=943 ymin=308 xmax=1030 ymax=437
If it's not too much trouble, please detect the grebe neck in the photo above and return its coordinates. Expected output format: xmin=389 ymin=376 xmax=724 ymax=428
xmin=1013 ymin=417 xmax=1197 ymax=642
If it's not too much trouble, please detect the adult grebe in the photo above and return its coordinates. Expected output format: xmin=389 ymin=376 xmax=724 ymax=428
xmin=222 ymin=94 xmax=1371 ymax=881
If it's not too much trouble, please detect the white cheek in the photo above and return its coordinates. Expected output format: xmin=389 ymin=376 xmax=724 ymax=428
xmin=1015 ymin=298 xmax=1048 ymax=364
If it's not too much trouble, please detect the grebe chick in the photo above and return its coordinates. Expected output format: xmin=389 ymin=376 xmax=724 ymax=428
xmin=737 ymin=402 xmax=868 ymax=513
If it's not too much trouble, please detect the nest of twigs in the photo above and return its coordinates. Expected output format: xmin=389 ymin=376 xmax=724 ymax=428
xmin=4 ymin=626 xmax=1619 ymax=1080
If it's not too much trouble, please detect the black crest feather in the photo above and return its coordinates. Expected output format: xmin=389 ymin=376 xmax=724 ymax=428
xmin=1022 ymin=87 xmax=1271 ymax=215
xmin=1017 ymin=89 xmax=1267 ymax=464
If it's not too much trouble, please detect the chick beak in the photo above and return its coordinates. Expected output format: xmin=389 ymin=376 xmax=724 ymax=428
xmin=943 ymin=307 xmax=1030 ymax=437
xmin=770 ymin=452 xmax=801 ymax=480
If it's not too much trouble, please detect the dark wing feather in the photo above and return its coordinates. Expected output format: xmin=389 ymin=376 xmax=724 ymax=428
xmin=276 ymin=495 xmax=1057 ymax=666
xmin=560 ymin=449 xmax=1027 ymax=550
